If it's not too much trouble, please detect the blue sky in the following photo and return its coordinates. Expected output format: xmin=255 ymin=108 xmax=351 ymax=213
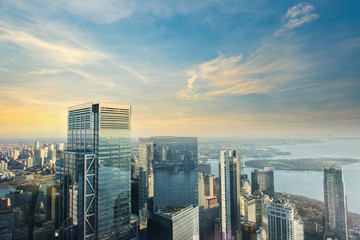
xmin=0 ymin=0 xmax=359 ymax=137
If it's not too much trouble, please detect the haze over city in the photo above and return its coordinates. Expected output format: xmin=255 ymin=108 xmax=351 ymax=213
xmin=1 ymin=0 xmax=359 ymax=138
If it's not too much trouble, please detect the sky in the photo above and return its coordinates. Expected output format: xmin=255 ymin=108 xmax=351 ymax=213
xmin=0 ymin=0 xmax=359 ymax=138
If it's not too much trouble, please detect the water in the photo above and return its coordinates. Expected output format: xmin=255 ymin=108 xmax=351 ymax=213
xmin=209 ymin=138 xmax=360 ymax=214
xmin=0 ymin=179 xmax=55 ymax=197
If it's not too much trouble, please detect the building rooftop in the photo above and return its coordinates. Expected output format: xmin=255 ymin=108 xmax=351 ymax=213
xmin=160 ymin=206 xmax=186 ymax=216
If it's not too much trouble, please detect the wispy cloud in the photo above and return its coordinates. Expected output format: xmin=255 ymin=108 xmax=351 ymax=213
xmin=0 ymin=14 xmax=149 ymax=83
xmin=59 ymin=0 xmax=135 ymax=24
xmin=274 ymin=2 xmax=319 ymax=37
xmin=177 ymin=44 xmax=309 ymax=100
xmin=4 ymin=0 xmax=265 ymax=25
xmin=187 ymin=74 xmax=197 ymax=90
xmin=0 ymin=21 xmax=106 ymax=65
xmin=29 ymin=69 xmax=63 ymax=75
xmin=178 ymin=2 xmax=320 ymax=100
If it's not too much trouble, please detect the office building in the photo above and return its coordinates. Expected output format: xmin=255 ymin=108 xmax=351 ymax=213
xmin=241 ymin=221 xmax=266 ymax=240
xmin=48 ymin=149 xmax=56 ymax=166
xmin=198 ymin=172 xmax=206 ymax=207
xmin=57 ymin=143 xmax=65 ymax=151
xmin=46 ymin=185 xmax=60 ymax=228
xmin=200 ymin=197 xmax=220 ymax=240
xmin=152 ymin=137 xmax=198 ymax=209
xmin=241 ymin=174 xmax=251 ymax=196
xmin=214 ymin=217 xmax=221 ymax=240
xmin=33 ymin=220 xmax=55 ymax=240
xmin=34 ymin=141 xmax=40 ymax=150
xmin=148 ymin=205 xmax=199 ymax=240
xmin=267 ymin=199 xmax=303 ymax=240
xmin=204 ymin=175 xmax=215 ymax=197
xmin=139 ymin=137 xmax=198 ymax=211
xmin=35 ymin=149 xmax=46 ymax=167
xmin=251 ymin=168 xmax=275 ymax=198
xmin=241 ymin=196 xmax=256 ymax=222
xmin=55 ymin=152 xmax=64 ymax=182
xmin=25 ymin=157 xmax=33 ymax=169
xmin=61 ymin=102 xmax=131 ymax=239
xmin=0 ymin=161 xmax=7 ymax=172
xmin=131 ymin=179 xmax=139 ymax=215
xmin=141 ymin=137 xmax=199 ymax=239
xmin=5 ymin=190 xmax=32 ymax=209
xmin=219 ymin=150 xmax=241 ymax=240
xmin=251 ymin=194 xmax=272 ymax=238
xmin=213 ymin=177 xmax=220 ymax=202
xmin=198 ymin=163 xmax=211 ymax=175
xmin=323 ymin=166 xmax=348 ymax=240
xmin=138 ymin=138 xmax=154 ymax=226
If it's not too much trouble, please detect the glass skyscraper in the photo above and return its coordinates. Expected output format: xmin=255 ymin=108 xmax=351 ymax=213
xmin=251 ymin=167 xmax=275 ymax=198
xmin=323 ymin=166 xmax=348 ymax=240
xmin=150 ymin=136 xmax=198 ymax=210
xmin=139 ymin=137 xmax=199 ymax=240
xmin=219 ymin=150 xmax=241 ymax=240
xmin=62 ymin=102 xmax=131 ymax=240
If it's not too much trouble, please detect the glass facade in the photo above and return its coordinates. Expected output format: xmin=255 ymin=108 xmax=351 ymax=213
xmin=323 ymin=167 xmax=348 ymax=240
xmin=219 ymin=150 xmax=241 ymax=240
xmin=251 ymin=168 xmax=275 ymax=198
xmin=64 ymin=102 xmax=131 ymax=239
xmin=151 ymin=137 xmax=198 ymax=210
xmin=149 ymin=205 xmax=199 ymax=240
xmin=63 ymin=152 xmax=96 ymax=240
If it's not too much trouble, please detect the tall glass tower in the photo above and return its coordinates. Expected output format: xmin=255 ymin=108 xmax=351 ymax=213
xmin=251 ymin=167 xmax=275 ymax=198
xmin=151 ymin=136 xmax=198 ymax=210
xmin=323 ymin=166 xmax=348 ymax=240
xmin=219 ymin=150 xmax=241 ymax=240
xmin=141 ymin=136 xmax=199 ymax=240
xmin=62 ymin=102 xmax=131 ymax=240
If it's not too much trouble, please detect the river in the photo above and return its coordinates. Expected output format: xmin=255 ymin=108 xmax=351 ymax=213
xmin=209 ymin=138 xmax=360 ymax=214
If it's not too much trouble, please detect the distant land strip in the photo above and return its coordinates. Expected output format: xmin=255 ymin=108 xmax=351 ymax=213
xmin=245 ymin=158 xmax=360 ymax=171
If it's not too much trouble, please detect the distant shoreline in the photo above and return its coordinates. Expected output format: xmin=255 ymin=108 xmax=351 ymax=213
xmin=0 ymin=173 xmax=55 ymax=188
xmin=245 ymin=158 xmax=360 ymax=171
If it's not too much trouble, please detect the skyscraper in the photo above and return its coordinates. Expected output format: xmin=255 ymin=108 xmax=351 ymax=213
xmin=267 ymin=199 xmax=299 ymax=240
xmin=138 ymin=138 xmax=154 ymax=226
xmin=251 ymin=168 xmax=275 ymax=198
xmin=61 ymin=102 xmax=131 ymax=239
xmin=139 ymin=137 xmax=198 ymax=211
xmin=141 ymin=137 xmax=199 ymax=240
xmin=323 ymin=166 xmax=348 ymax=240
xmin=219 ymin=150 xmax=241 ymax=240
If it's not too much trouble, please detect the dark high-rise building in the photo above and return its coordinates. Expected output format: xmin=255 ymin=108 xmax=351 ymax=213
xmin=148 ymin=205 xmax=199 ymax=240
xmin=139 ymin=137 xmax=198 ymax=211
xmin=131 ymin=179 xmax=139 ymax=215
xmin=251 ymin=168 xmax=275 ymax=198
xmin=61 ymin=102 xmax=131 ymax=240
xmin=138 ymin=138 xmax=154 ymax=226
xmin=323 ymin=166 xmax=348 ymax=240
xmin=219 ymin=150 xmax=241 ymax=240
xmin=140 ymin=137 xmax=199 ymax=239
xmin=152 ymin=137 xmax=198 ymax=209
xmin=46 ymin=185 xmax=60 ymax=228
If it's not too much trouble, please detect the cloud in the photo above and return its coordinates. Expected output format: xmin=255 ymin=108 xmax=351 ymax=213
xmin=59 ymin=0 xmax=263 ymax=23
xmin=29 ymin=69 xmax=63 ymax=75
xmin=0 ymin=15 xmax=149 ymax=83
xmin=275 ymin=2 xmax=319 ymax=37
xmin=0 ymin=22 xmax=105 ymax=65
xmin=187 ymin=74 xmax=197 ymax=89
xmin=59 ymin=0 xmax=135 ymax=24
xmin=177 ymin=2 xmax=320 ymax=100
xmin=3 ymin=0 xmax=265 ymax=25
xmin=177 ymin=44 xmax=310 ymax=100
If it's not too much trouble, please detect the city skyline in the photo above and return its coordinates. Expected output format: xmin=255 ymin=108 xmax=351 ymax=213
xmin=1 ymin=0 xmax=360 ymax=138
